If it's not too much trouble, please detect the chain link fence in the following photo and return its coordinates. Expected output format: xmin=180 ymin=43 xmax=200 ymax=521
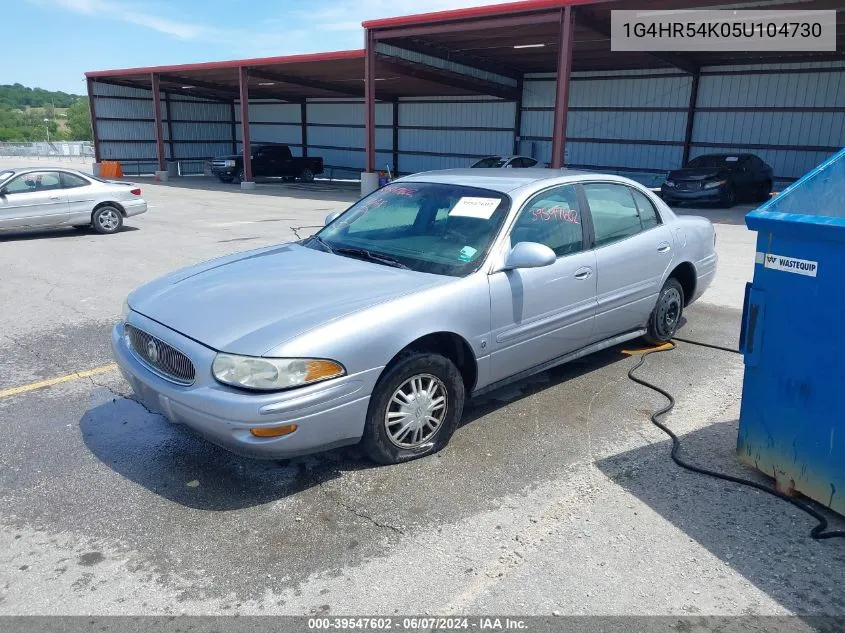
xmin=0 ymin=141 xmax=94 ymax=161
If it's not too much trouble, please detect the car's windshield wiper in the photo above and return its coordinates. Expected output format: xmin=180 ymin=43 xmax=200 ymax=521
xmin=334 ymin=247 xmax=409 ymax=270
xmin=308 ymin=234 xmax=335 ymax=253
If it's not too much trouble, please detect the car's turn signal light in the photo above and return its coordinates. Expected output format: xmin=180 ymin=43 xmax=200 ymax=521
xmin=250 ymin=424 xmax=298 ymax=438
xmin=304 ymin=360 xmax=345 ymax=382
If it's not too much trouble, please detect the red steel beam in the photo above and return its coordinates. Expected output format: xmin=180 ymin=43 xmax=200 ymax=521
xmin=151 ymin=73 xmax=166 ymax=171
xmin=238 ymin=66 xmax=252 ymax=182
xmin=364 ymin=30 xmax=376 ymax=173
xmin=86 ymin=77 xmax=101 ymax=163
xmin=370 ymin=11 xmax=560 ymax=41
xmin=550 ymin=7 xmax=574 ymax=169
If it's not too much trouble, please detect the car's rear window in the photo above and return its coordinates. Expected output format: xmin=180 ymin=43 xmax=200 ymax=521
xmin=472 ymin=157 xmax=508 ymax=168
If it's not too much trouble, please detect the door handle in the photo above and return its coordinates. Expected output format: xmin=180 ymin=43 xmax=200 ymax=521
xmin=574 ymin=267 xmax=593 ymax=280
xmin=657 ymin=243 xmax=671 ymax=253
xmin=49 ymin=196 xmax=62 ymax=201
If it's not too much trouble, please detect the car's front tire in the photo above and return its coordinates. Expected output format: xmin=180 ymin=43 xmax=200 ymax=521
xmin=361 ymin=352 xmax=465 ymax=464
xmin=92 ymin=205 xmax=123 ymax=235
xmin=645 ymin=277 xmax=684 ymax=345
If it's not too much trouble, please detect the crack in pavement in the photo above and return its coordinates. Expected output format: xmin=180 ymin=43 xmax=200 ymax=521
xmin=317 ymin=481 xmax=406 ymax=535
xmin=88 ymin=376 xmax=159 ymax=417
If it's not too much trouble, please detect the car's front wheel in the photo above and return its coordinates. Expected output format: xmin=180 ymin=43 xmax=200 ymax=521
xmin=645 ymin=278 xmax=684 ymax=344
xmin=92 ymin=205 xmax=123 ymax=235
xmin=719 ymin=185 xmax=736 ymax=208
xmin=361 ymin=352 xmax=465 ymax=464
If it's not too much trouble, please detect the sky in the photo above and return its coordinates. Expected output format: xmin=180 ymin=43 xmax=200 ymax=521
xmin=3 ymin=0 xmax=517 ymax=95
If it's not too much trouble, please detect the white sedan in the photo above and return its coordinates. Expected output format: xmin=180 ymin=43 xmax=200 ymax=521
xmin=0 ymin=168 xmax=147 ymax=234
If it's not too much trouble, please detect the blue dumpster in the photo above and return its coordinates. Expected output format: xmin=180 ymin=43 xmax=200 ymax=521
xmin=738 ymin=147 xmax=845 ymax=516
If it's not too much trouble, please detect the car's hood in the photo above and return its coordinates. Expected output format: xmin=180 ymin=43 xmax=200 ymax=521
xmin=128 ymin=244 xmax=449 ymax=356
xmin=668 ymin=168 xmax=729 ymax=181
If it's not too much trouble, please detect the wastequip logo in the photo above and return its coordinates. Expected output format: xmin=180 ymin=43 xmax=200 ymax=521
xmin=763 ymin=253 xmax=818 ymax=277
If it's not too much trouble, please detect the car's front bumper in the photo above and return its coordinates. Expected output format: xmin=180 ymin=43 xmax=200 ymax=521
xmin=124 ymin=198 xmax=147 ymax=217
xmin=661 ymin=186 xmax=724 ymax=202
xmin=111 ymin=313 xmax=380 ymax=459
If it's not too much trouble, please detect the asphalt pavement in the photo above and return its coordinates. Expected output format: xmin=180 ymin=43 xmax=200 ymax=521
xmin=1 ymin=158 xmax=842 ymax=617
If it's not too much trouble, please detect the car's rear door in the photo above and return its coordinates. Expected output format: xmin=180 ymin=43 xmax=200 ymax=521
xmin=60 ymin=171 xmax=96 ymax=224
xmin=488 ymin=183 xmax=597 ymax=384
xmin=584 ymin=182 xmax=674 ymax=340
xmin=0 ymin=171 xmax=68 ymax=229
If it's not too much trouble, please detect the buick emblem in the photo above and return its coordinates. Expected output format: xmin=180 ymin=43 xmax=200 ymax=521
xmin=146 ymin=340 xmax=160 ymax=363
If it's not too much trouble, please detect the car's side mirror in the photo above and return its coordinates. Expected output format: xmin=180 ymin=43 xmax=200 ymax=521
xmin=502 ymin=242 xmax=556 ymax=271
xmin=324 ymin=210 xmax=342 ymax=226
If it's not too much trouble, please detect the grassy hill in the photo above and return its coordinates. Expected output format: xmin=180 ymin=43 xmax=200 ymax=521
xmin=0 ymin=84 xmax=89 ymax=142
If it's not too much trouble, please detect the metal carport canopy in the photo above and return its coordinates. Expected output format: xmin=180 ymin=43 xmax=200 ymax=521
xmin=362 ymin=0 xmax=845 ymax=172
xmin=84 ymin=49 xmax=501 ymax=178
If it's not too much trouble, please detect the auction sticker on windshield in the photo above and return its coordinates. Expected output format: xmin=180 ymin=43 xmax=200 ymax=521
xmin=449 ymin=197 xmax=500 ymax=219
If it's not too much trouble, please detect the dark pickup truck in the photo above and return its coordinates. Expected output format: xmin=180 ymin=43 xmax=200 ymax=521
xmin=211 ymin=144 xmax=324 ymax=184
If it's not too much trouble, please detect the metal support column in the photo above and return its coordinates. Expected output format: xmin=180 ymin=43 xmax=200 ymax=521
xmin=364 ymin=30 xmax=377 ymax=173
xmin=550 ymin=6 xmax=574 ymax=169
xmin=85 ymin=77 xmax=101 ymax=164
xmin=151 ymin=73 xmax=166 ymax=172
xmin=681 ymin=72 xmax=700 ymax=167
xmin=301 ymin=101 xmax=308 ymax=157
xmin=392 ymin=99 xmax=400 ymax=176
xmin=513 ymin=76 xmax=524 ymax=156
xmin=164 ymin=91 xmax=175 ymax=166
xmin=230 ymin=102 xmax=237 ymax=154
xmin=238 ymin=66 xmax=253 ymax=185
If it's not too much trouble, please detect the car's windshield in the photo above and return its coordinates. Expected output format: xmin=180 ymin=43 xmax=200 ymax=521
xmin=312 ymin=182 xmax=511 ymax=277
xmin=686 ymin=154 xmax=740 ymax=168
xmin=472 ymin=157 xmax=508 ymax=168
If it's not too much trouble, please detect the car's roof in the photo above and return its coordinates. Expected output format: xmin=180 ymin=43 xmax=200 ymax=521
xmin=395 ymin=168 xmax=599 ymax=193
xmin=0 ymin=167 xmax=87 ymax=176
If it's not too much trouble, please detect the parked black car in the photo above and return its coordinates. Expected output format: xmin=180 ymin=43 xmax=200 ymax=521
xmin=661 ymin=153 xmax=773 ymax=208
xmin=211 ymin=144 xmax=324 ymax=184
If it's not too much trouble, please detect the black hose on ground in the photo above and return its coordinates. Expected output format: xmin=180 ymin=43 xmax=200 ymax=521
xmin=628 ymin=338 xmax=845 ymax=541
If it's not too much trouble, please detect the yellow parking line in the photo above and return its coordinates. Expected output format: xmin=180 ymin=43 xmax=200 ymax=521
xmin=0 ymin=364 xmax=118 ymax=399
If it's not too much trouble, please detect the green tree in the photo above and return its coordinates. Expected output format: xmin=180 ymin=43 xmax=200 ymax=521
xmin=66 ymin=99 xmax=92 ymax=141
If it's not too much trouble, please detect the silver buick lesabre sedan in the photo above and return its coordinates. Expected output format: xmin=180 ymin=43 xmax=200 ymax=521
xmin=113 ymin=169 xmax=716 ymax=464
xmin=0 ymin=168 xmax=147 ymax=234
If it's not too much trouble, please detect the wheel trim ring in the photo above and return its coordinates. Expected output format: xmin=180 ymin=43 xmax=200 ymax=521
xmin=384 ymin=373 xmax=448 ymax=449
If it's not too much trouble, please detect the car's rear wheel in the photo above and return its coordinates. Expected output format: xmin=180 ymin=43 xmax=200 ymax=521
xmin=299 ymin=168 xmax=315 ymax=183
xmin=755 ymin=180 xmax=772 ymax=203
xmin=361 ymin=352 xmax=465 ymax=464
xmin=645 ymin=278 xmax=684 ymax=345
xmin=92 ymin=205 xmax=123 ymax=235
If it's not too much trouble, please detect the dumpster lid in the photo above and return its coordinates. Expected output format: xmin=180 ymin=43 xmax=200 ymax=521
xmin=749 ymin=147 xmax=845 ymax=222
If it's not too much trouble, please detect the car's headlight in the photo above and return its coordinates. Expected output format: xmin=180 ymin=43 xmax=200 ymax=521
xmin=663 ymin=179 xmax=675 ymax=187
xmin=703 ymin=179 xmax=727 ymax=189
xmin=224 ymin=159 xmax=236 ymax=168
xmin=212 ymin=354 xmax=345 ymax=391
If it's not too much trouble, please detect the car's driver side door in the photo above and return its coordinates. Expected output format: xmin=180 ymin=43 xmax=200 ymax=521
xmin=487 ymin=184 xmax=598 ymax=385
xmin=0 ymin=171 xmax=69 ymax=230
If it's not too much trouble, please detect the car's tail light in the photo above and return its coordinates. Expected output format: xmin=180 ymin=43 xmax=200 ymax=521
xmin=130 ymin=188 xmax=141 ymax=196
